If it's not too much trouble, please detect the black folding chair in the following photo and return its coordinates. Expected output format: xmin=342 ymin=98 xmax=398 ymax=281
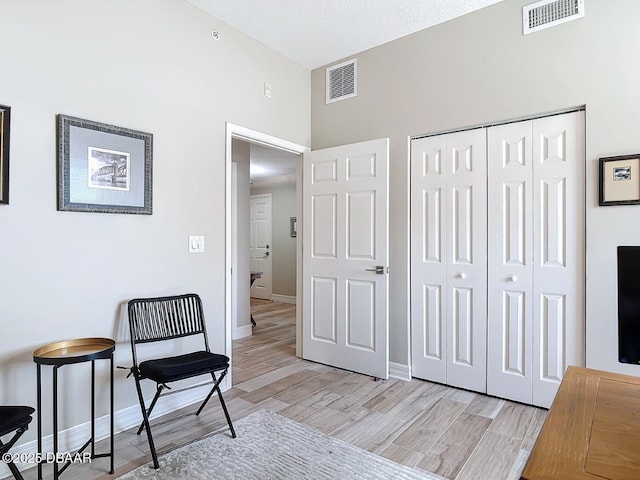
xmin=127 ymin=293 xmax=236 ymax=469
xmin=0 ymin=405 xmax=35 ymax=480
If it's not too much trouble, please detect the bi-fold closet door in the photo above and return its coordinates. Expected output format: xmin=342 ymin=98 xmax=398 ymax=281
xmin=486 ymin=112 xmax=584 ymax=408
xmin=410 ymin=111 xmax=584 ymax=408
xmin=410 ymin=128 xmax=488 ymax=393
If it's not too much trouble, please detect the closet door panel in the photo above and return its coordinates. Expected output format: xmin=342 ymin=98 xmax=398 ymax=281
xmin=411 ymin=137 xmax=447 ymax=383
xmin=446 ymin=131 xmax=487 ymax=392
xmin=503 ymin=289 xmax=527 ymax=375
xmin=532 ymin=111 xmax=585 ymax=408
xmin=487 ymin=121 xmax=534 ymax=404
xmin=411 ymin=129 xmax=486 ymax=393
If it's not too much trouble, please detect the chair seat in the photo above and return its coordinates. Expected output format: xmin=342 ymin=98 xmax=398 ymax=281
xmin=139 ymin=351 xmax=229 ymax=384
xmin=0 ymin=406 xmax=35 ymax=438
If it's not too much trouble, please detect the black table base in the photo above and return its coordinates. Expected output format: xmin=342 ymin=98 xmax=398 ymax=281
xmin=34 ymin=338 xmax=115 ymax=480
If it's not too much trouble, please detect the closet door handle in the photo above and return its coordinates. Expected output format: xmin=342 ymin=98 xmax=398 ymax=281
xmin=507 ymin=275 xmax=517 ymax=282
xmin=456 ymin=272 xmax=467 ymax=279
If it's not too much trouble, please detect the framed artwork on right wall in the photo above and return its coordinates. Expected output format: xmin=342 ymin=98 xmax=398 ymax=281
xmin=599 ymin=154 xmax=640 ymax=206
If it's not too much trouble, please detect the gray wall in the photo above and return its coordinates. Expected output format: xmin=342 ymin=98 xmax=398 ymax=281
xmin=251 ymin=181 xmax=297 ymax=297
xmin=311 ymin=0 xmax=640 ymax=376
xmin=0 ymin=0 xmax=310 ymax=438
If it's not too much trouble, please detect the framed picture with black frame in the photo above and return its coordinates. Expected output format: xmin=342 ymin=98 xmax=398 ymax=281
xmin=0 ymin=104 xmax=10 ymax=204
xmin=599 ymin=154 xmax=640 ymax=206
xmin=57 ymin=114 xmax=153 ymax=214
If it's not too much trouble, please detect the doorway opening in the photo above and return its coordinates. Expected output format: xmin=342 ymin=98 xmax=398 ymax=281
xmin=225 ymin=123 xmax=308 ymax=387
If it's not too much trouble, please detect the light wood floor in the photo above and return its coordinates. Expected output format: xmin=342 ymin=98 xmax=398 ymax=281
xmin=12 ymin=300 xmax=546 ymax=480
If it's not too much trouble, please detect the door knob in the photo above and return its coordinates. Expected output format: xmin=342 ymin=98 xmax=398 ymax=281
xmin=507 ymin=275 xmax=517 ymax=282
xmin=264 ymin=251 xmax=269 ymax=257
xmin=365 ymin=266 xmax=384 ymax=274
xmin=457 ymin=272 xmax=467 ymax=279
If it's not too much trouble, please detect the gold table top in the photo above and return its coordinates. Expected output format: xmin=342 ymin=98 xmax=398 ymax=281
xmin=33 ymin=337 xmax=115 ymax=365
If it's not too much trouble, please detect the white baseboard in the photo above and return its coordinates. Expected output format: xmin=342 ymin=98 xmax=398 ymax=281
xmin=233 ymin=324 xmax=253 ymax=339
xmin=2 ymin=380 xmax=228 ymax=478
xmin=389 ymin=362 xmax=411 ymax=381
xmin=271 ymin=294 xmax=296 ymax=304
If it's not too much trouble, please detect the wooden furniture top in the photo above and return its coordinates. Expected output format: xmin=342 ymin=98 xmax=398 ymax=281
xmin=521 ymin=366 xmax=640 ymax=480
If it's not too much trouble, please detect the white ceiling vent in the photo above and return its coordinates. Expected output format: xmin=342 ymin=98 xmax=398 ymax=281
xmin=523 ymin=0 xmax=584 ymax=35
xmin=326 ymin=59 xmax=357 ymax=104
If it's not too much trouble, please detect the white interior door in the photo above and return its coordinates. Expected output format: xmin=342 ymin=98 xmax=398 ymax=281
xmin=410 ymin=129 xmax=487 ymax=392
xmin=250 ymin=194 xmax=272 ymax=300
xmin=303 ymin=138 xmax=389 ymax=379
xmin=487 ymin=111 xmax=584 ymax=408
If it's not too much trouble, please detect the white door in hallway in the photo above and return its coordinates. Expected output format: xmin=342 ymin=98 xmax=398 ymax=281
xmin=250 ymin=194 xmax=272 ymax=300
xmin=410 ymin=128 xmax=488 ymax=393
xmin=303 ymin=138 xmax=389 ymax=379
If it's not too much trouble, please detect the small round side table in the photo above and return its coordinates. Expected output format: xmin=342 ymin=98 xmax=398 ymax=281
xmin=33 ymin=338 xmax=115 ymax=480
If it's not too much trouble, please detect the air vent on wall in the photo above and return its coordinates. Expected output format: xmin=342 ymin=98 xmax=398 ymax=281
xmin=523 ymin=0 xmax=584 ymax=35
xmin=326 ymin=59 xmax=357 ymax=104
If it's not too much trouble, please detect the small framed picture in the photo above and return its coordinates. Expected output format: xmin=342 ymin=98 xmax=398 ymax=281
xmin=0 ymin=104 xmax=10 ymax=204
xmin=57 ymin=114 xmax=153 ymax=214
xmin=599 ymin=155 xmax=640 ymax=206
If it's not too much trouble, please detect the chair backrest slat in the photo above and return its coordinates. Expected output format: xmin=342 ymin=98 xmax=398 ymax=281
xmin=128 ymin=293 xmax=207 ymax=345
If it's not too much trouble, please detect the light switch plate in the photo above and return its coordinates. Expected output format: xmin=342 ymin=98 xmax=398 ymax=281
xmin=189 ymin=235 xmax=205 ymax=253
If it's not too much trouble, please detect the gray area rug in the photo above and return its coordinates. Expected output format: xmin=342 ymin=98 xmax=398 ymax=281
xmin=118 ymin=409 xmax=442 ymax=479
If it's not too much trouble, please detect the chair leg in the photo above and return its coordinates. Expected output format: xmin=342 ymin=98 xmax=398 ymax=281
xmin=6 ymin=460 xmax=24 ymax=480
xmin=195 ymin=370 xmax=236 ymax=438
xmin=216 ymin=382 xmax=237 ymax=438
xmin=0 ymin=439 xmax=24 ymax=480
xmin=136 ymin=384 xmax=164 ymax=435
xmin=132 ymin=374 xmax=159 ymax=469
xmin=195 ymin=372 xmax=219 ymax=416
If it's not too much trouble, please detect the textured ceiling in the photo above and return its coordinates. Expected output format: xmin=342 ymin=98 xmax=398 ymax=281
xmin=186 ymin=0 xmax=504 ymax=69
